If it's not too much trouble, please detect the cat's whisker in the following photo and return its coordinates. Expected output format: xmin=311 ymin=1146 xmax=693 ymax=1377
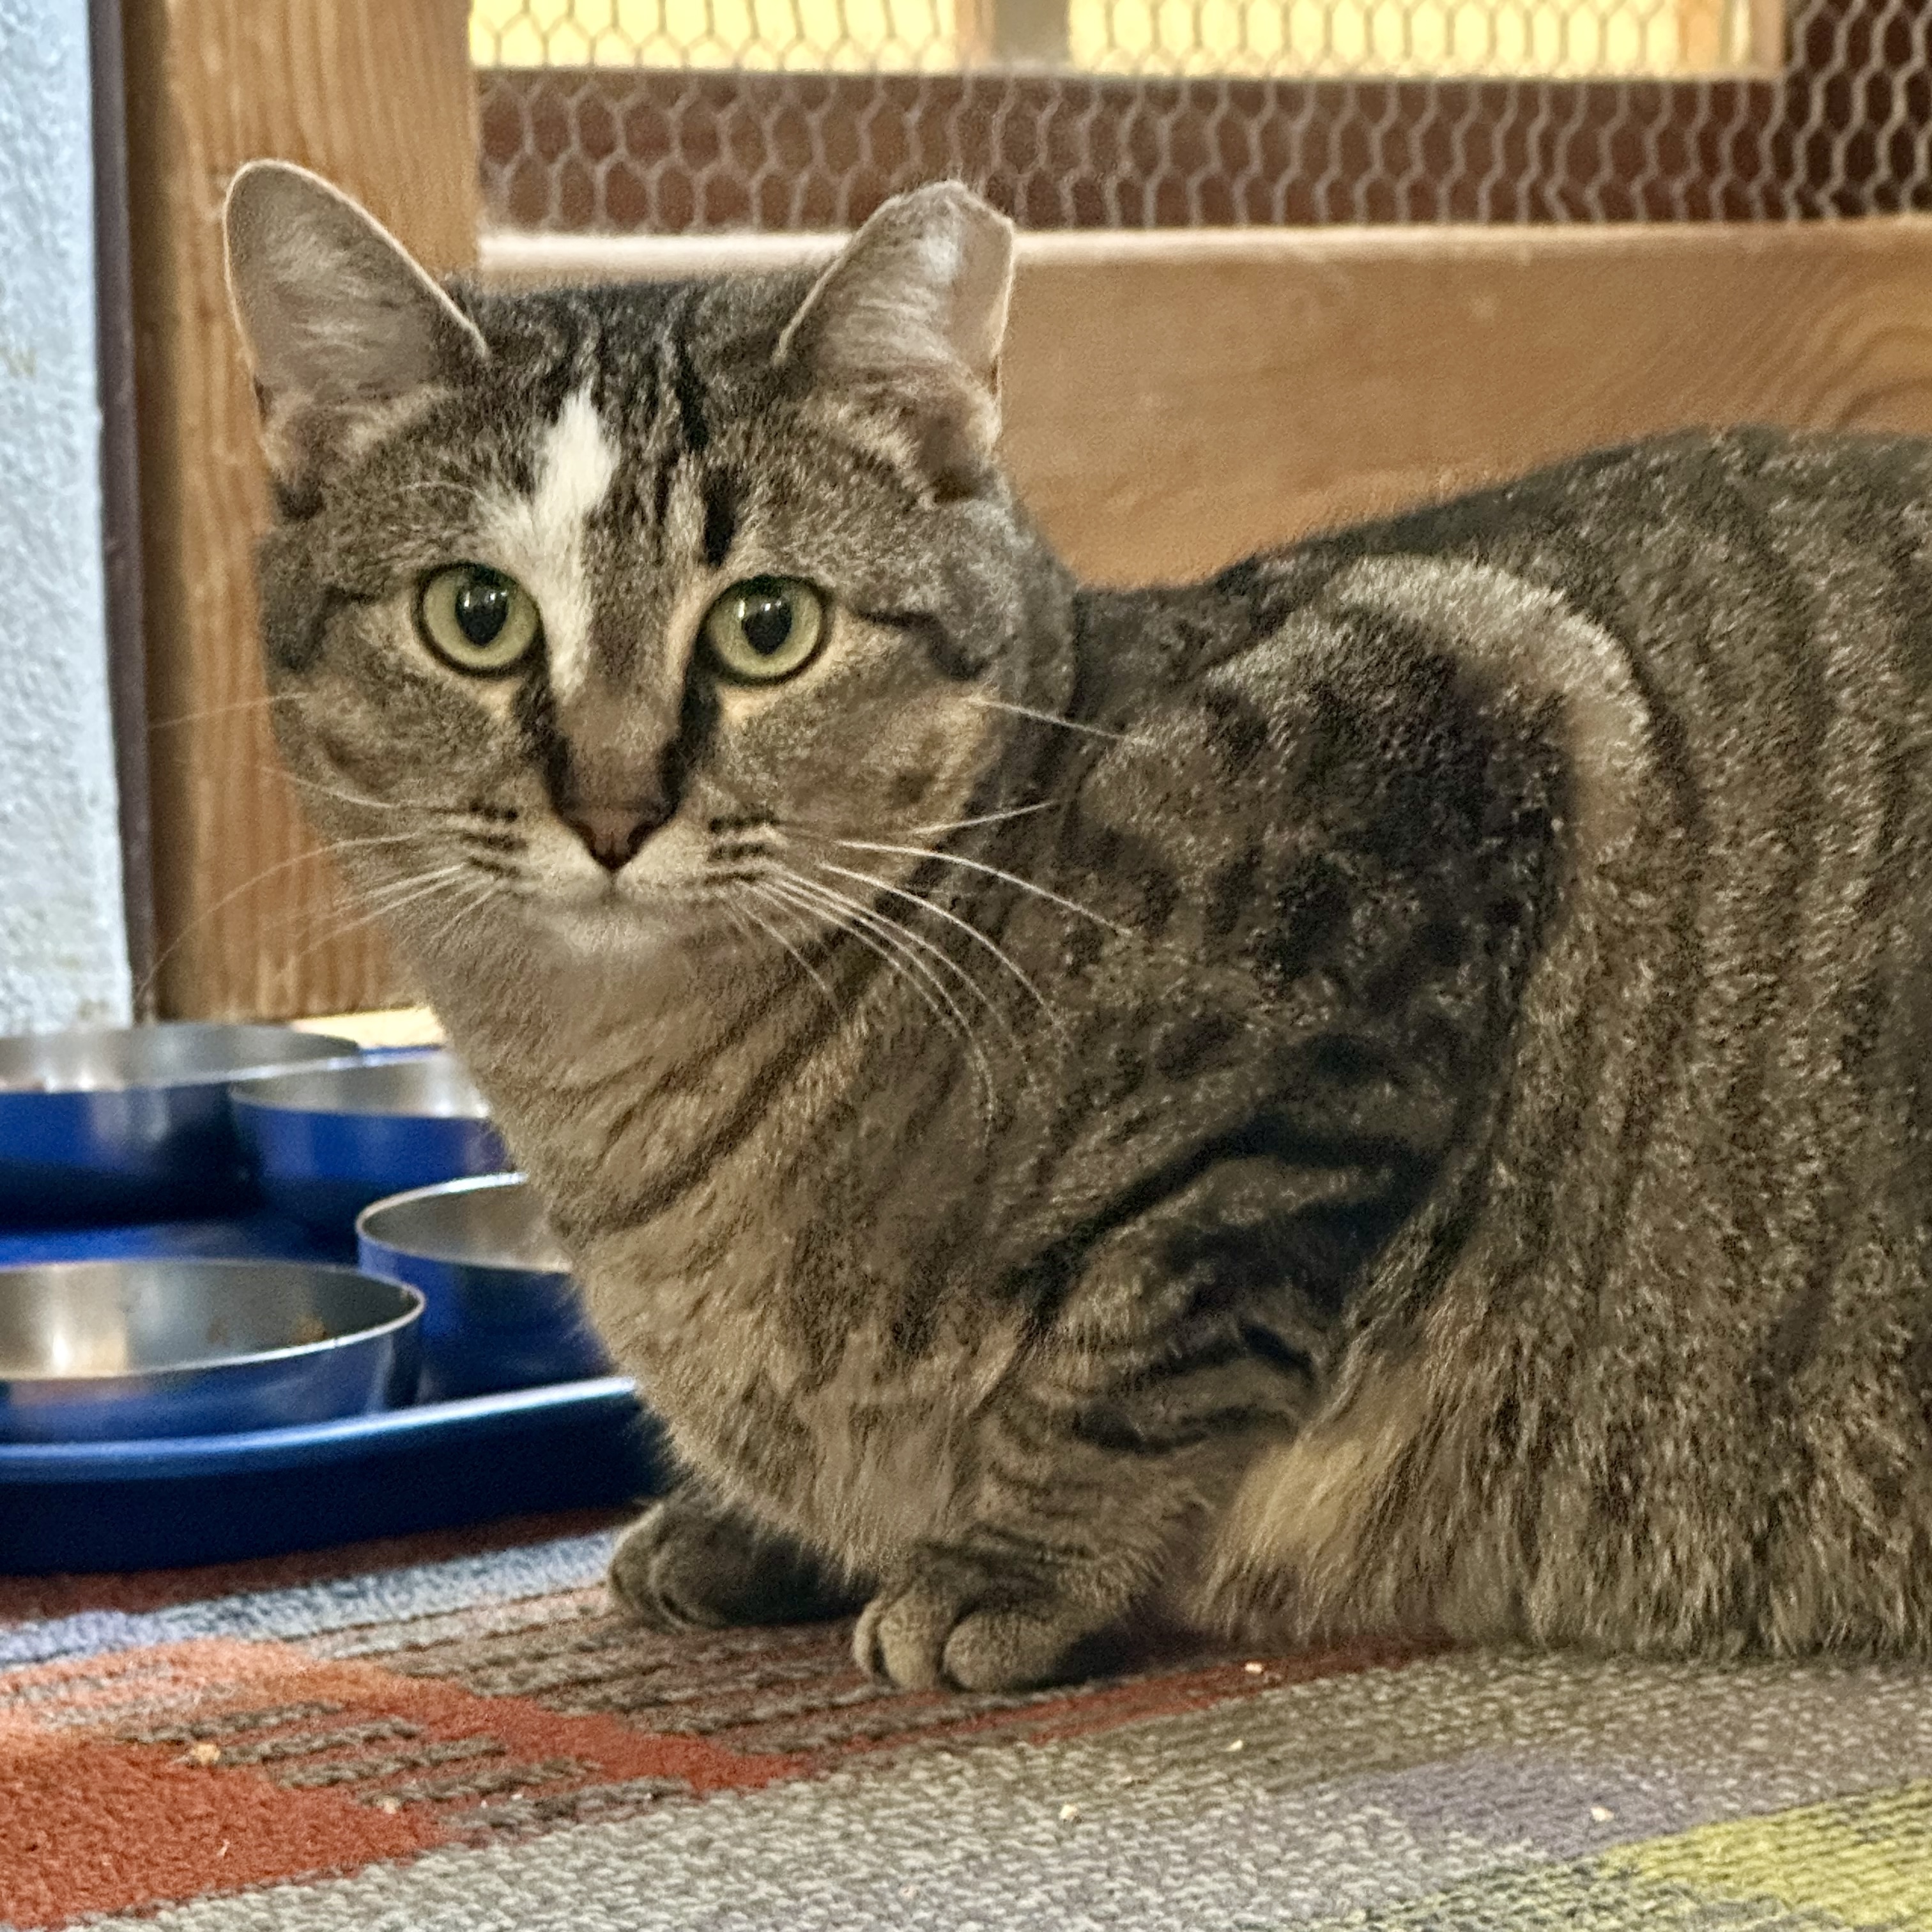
xmin=272 ymin=769 xmax=454 ymax=816
xmin=761 ymin=870 xmax=950 ymax=1009
xmin=357 ymin=862 xmax=476 ymax=915
xmin=902 ymin=801 xmax=1059 ymax=837
xmin=730 ymin=885 xmax=840 ymax=1011
xmin=760 ymin=885 xmax=997 ymax=1135
xmin=254 ymin=887 xmax=360 ymax=962
xmin=775 ymin=864 xmax=1000 ymax=1028
xmin=760 ymin=872 xmax=999 ymax=1118
xmin=135 ymin=829 xmax=437 ymax=1005
xmin=148 ymin=691 xmax=300 ymax=732
xmin=310 ymin=827 xmax=436 ymax=864
xmin=807 ymin=855 xmax=1067 ymax=1042
xmin=266 ymin=861 xmax=475 ymax=977
xmin=303 ymin=863 xmax=474 ymax=945
xmin=811 ymin=834 xmax=1131 ymax=940
xmin=965 ymin=693 xmax=1149 ymax=747
xmin=416 ymin=872 xmax=505 ymax=954
xmin=783 ymin=864 xmax=1048 ymax=1104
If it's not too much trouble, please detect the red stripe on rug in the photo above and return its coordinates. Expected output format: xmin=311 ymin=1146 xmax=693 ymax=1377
xmin=8 ymin=1636 xmax=816 ymax=1789
xmin=2 ymin=1616 xmax=1445 ymax=1923
xmin=0 ymin=1728 xmax=445 ymax=1928
xmin=2 ymin=1634 xmax=822 ymax=1923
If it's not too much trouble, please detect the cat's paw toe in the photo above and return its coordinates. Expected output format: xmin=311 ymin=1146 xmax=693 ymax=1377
xmin=854 ymin=1577 xmax=954 ymax=1689
xmin=855 ymin=1571 xmax=1090 ymax=1691
xmin=608 ymin=1499 xmax=719 ymax=1630
xmin=942 ymin=1604 xmax=1090 ymax=1691
xmin=610 ymin=1492 xmax=864 ymax=1631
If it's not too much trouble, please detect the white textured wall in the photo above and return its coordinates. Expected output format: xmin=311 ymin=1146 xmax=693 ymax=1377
xmin=0 ymin=0 xmax=130 ymax=1032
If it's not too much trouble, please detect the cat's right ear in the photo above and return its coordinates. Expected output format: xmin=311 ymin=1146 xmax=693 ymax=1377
xmin=223 ymin=160 xmax=486 ymax=510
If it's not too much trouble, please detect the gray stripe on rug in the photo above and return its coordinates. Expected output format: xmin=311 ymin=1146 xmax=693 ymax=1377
xmin=0 ymin=1532 xmax=619 ymax=1668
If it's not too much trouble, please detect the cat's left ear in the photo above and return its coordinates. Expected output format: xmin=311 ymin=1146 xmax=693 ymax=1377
xmin=224 ymin=159 xmax=487 ymax=509
xmin=775 ymin=182 xmax=1015 ymax=498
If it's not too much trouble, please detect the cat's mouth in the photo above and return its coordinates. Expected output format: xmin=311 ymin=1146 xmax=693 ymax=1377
xmin=500 ymin=813 xmax=751 ymax=947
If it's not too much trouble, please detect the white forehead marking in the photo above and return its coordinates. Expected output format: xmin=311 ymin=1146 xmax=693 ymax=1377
xmin=478 ymin=385 xmax=617 ymax=698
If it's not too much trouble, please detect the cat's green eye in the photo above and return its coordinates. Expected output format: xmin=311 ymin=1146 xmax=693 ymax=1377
xmin=702 ymin=578 xmax=825 ymax=684
xmin=417 ymin=564 xmax=542 ymax=675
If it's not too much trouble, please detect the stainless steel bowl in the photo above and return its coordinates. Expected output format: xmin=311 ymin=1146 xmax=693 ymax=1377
xmin=0 ymin=1258 xmax=422 ymax=1441
xmin=231 ymin=1050 xmax=509 ymax=1236
xmin=356 ymin=1175 xmax=610 ymax=1400
xmin=0 ymin=1024 xmax=360 ymax=1225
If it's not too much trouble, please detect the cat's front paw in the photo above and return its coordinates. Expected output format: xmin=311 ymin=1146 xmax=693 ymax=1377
xmin=855 ymin=1554 xmax=1100 ymax=1691
xmin=610 ymin=1489 xmax=862 ymax=1630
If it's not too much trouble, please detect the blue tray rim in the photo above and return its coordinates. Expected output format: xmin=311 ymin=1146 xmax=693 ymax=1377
xmin=0 ymin=1374 xmax=643 ymax=1481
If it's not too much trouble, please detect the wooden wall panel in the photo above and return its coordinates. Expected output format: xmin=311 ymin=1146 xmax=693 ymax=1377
xmin=990 ymin=220 xmax=1932 ymax=585
xmin=125 ymin=0 xmax=478 ymax=1020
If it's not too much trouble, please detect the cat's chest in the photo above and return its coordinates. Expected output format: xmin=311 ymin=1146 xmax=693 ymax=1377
xmin=571 ymin=1166 xmax=1020 ymax=1561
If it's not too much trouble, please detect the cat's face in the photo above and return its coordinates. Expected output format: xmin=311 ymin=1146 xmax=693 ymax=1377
xmin=226 ymin=167 xmax=1054 ymax=969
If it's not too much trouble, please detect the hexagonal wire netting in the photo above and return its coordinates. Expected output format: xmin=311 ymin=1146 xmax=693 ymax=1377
xmin=474 ymin=0 xmax=1932 ymax=229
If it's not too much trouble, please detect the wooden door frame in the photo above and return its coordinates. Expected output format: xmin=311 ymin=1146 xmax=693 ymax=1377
xmin=90 ymin=0 xmax=157 ymax=1014
xmin=118 ymin=0 xmax=479 ymax=1023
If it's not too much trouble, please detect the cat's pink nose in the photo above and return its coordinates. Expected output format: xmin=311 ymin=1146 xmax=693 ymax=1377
xmin=564 ymin=803 xmax=661 ymax=872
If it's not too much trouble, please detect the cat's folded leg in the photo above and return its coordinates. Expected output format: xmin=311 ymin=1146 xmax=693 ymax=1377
xmin=610 ymin=1484 xmax=867 ymax=1630
xmin=857 ymin=1157 xmax=1337 ymax=1692
xmin=852 ymin=1428 xmax=1262 ymax=1692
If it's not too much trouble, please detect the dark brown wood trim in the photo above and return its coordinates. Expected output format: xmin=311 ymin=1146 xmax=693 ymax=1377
xmin=90 ymin=0 xmax=157 ymax=1013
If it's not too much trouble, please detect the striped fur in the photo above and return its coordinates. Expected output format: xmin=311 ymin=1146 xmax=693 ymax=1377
xmin=227 ymin=169 xmax=1932 ymax=1690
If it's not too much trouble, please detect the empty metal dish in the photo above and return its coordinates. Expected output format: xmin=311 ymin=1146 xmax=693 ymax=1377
xmin=356 ymin=1174 xmax=610 ymax=1400
xmin=0 ymin=1023 xmax=359 ymax=1225
xmin=0 ymin=1258 xmax=422 ymax=1441
xmin=231 ymin=1050 xmax=509 ymax=1237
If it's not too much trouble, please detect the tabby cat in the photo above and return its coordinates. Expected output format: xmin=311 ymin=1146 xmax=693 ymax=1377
xmin=224 ymin=160 xmax=1932 ymax=1690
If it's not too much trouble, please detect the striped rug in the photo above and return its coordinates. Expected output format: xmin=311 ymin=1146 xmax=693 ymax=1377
xmin=3 ymin=1512 xmax=1930 ymax=1929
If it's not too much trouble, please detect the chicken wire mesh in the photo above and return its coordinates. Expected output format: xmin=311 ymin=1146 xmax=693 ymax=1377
xmin=473 ymin=0 xmax=1932 ymax=228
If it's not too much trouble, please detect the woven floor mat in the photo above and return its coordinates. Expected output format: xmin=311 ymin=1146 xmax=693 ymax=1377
xmin=3 ymin=1514 xmax=1931 ymax=1929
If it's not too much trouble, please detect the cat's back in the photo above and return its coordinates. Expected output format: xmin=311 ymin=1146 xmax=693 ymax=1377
xmin=1244 ymin=424 xmax=1932 ymax=714
xmin=1198 ymin=423 xmax=1932 ymax=1276
xmin=1142 ymin=424 xmax=1932 ymax=1035
xmin=1178 ymin=426 xmax=1932 ymax=1652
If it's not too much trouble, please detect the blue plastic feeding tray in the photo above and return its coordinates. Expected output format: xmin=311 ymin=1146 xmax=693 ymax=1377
xmin=0 ymin=1210 xmax=346 ymax=1273
xmin=230 ymin=1049 xmax=510 ymax=1237
xmin=0 ymin=1377 xmax=662 ymax=1572
xmin=0 ymin=1023 xmax=359 ymax=1225
xmin=0 ymin=1172 xmax=659 ymax=1574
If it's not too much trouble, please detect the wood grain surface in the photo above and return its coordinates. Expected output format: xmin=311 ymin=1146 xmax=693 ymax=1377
xmin=993 ymin=218 xmax=1932 ymax=585
xmin=125 ymin=0 xmax=477 ymax=1020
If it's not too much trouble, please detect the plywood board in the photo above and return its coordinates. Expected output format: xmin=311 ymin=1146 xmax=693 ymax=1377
xmin=990 ymin=219 xmax=1932 ymax=584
